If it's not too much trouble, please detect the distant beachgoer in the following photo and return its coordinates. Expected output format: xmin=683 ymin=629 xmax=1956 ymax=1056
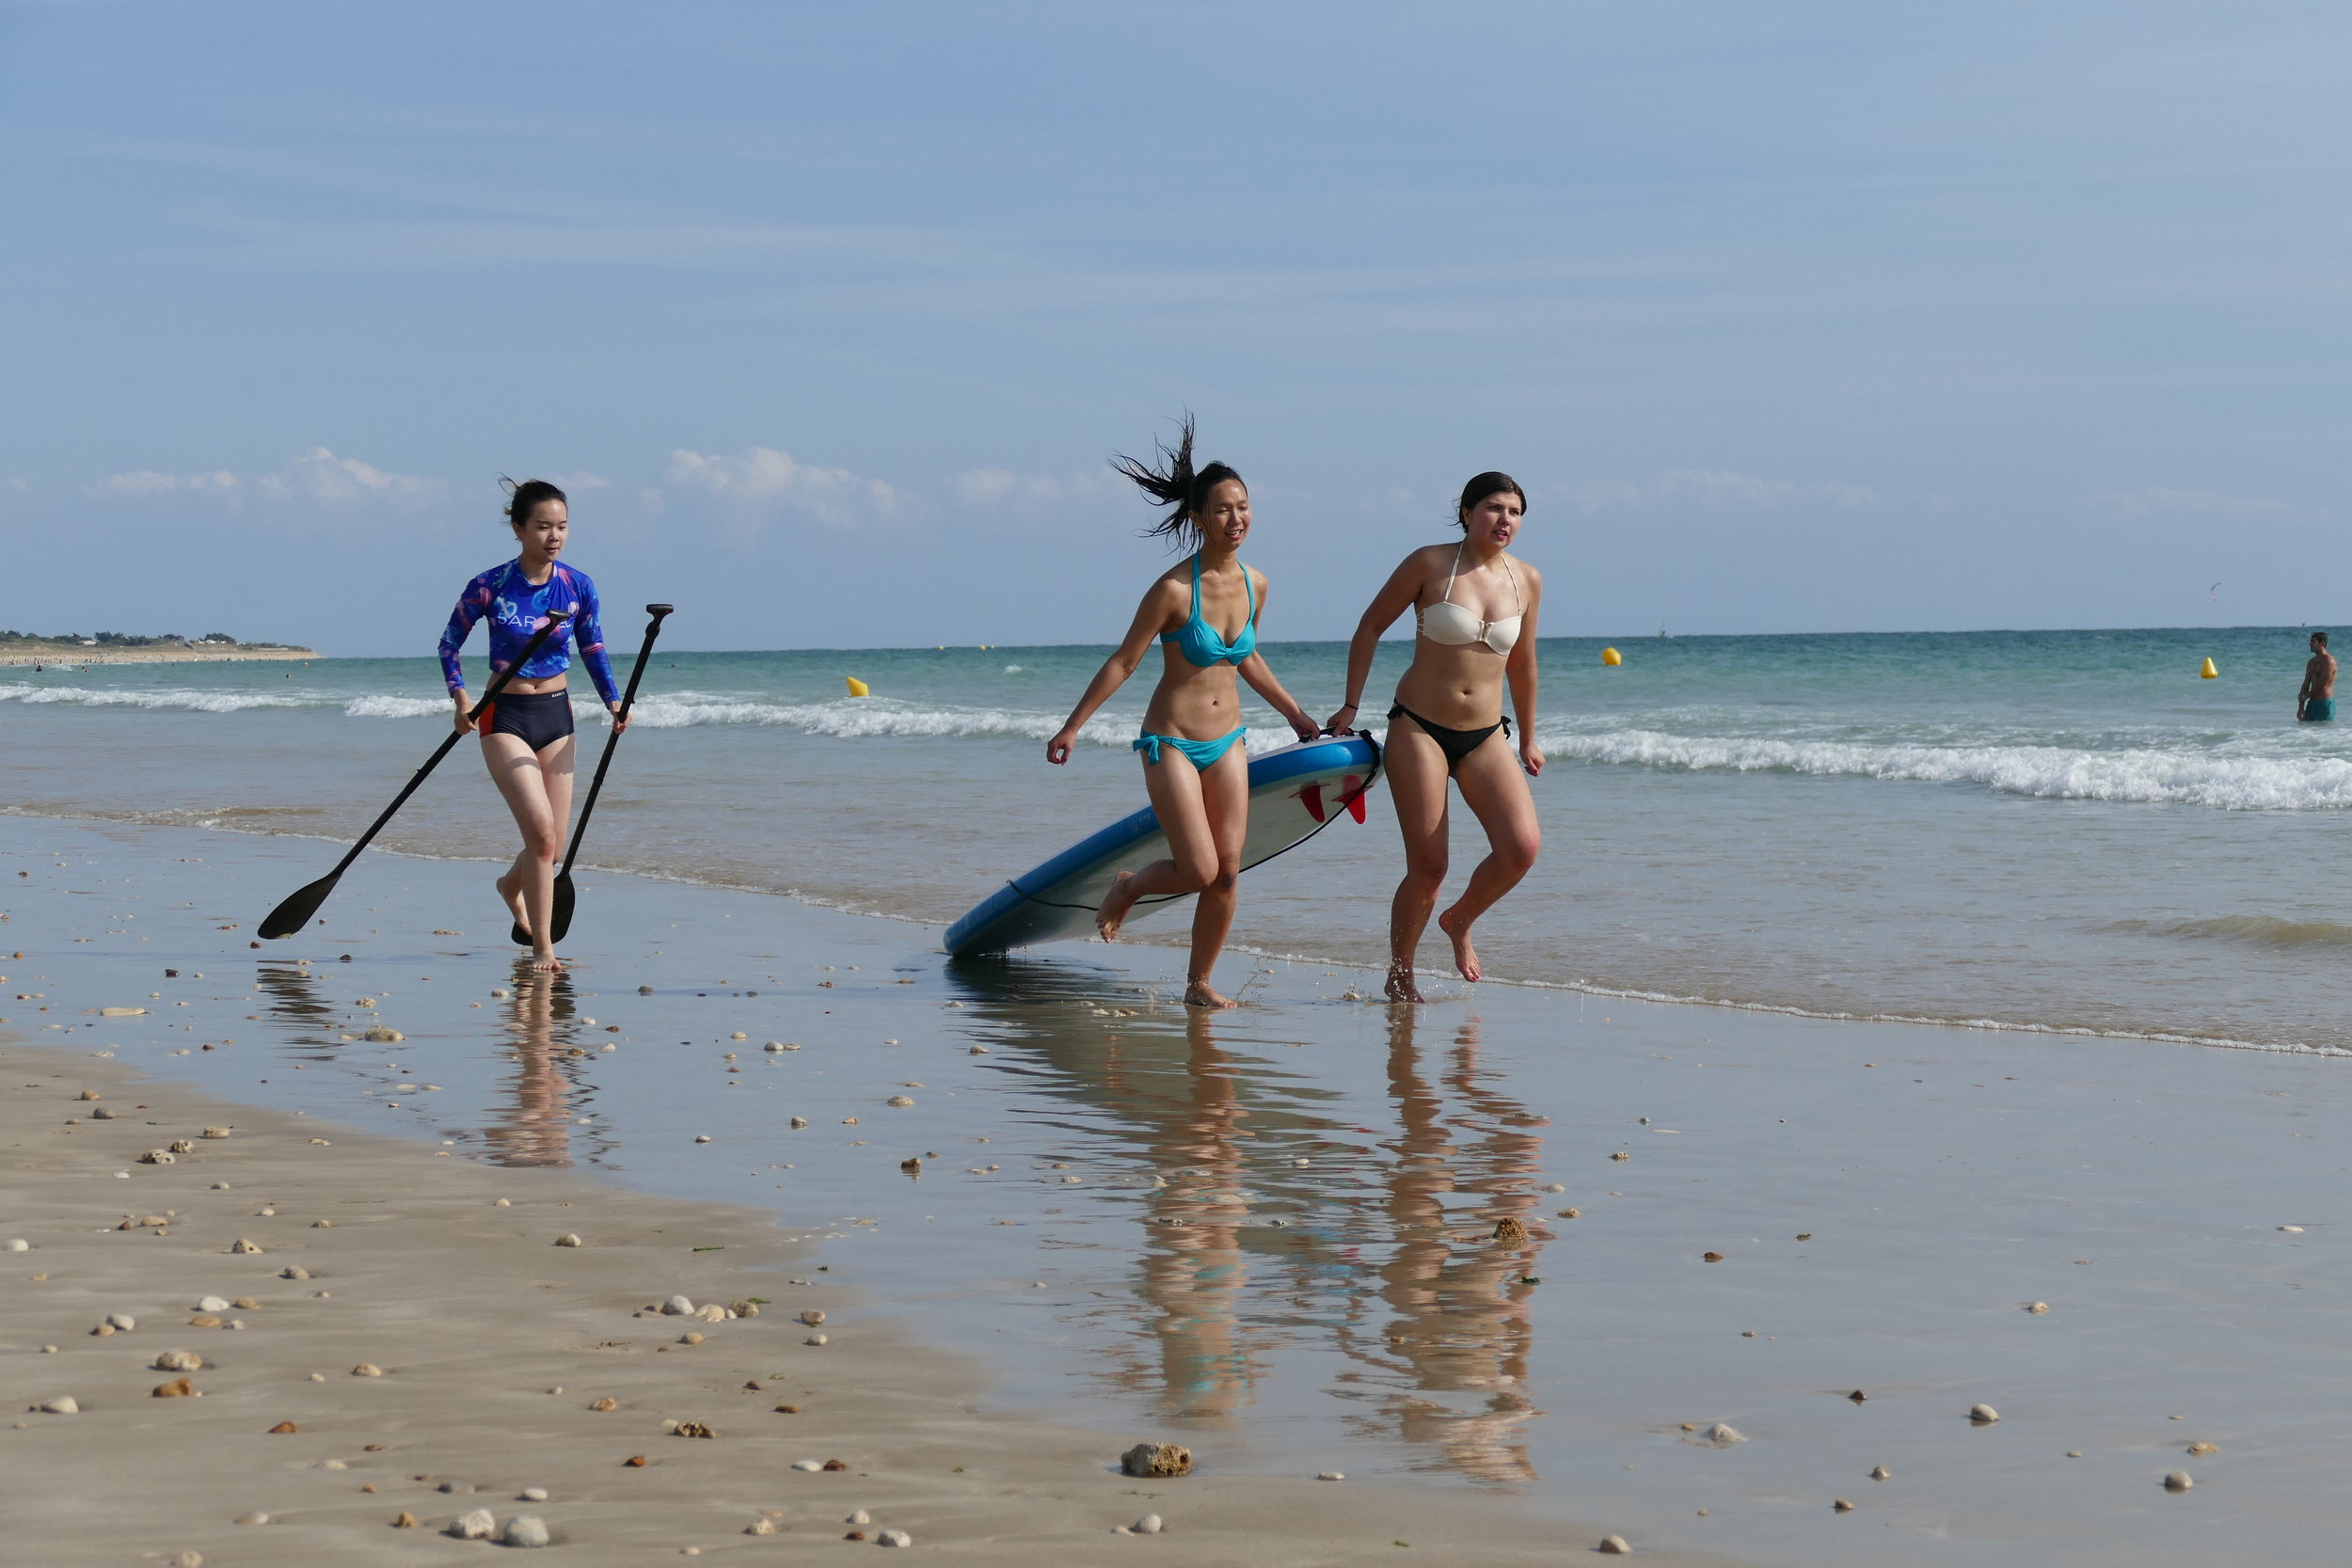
xmin=438 ymin=478 xmax=625 ymax=972
xmin=1045 ymin=418 xmax=1320 ymax=1008
xmin=2300 ymin=631 xmax=2336 ymax=722
xmin=1327 ymin=473 xmax=1544 ymax=1002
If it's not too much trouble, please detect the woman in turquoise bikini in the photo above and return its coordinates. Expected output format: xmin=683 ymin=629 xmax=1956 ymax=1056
xmin=1046 ymin=419 xmax=1321 ymax=1008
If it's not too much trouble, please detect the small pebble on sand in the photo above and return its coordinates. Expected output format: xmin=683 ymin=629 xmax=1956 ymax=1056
xmin=2186 ymin=1442 xmax=2218 ymax=1455
xmin=520 ymin=1487 xmax=549 ymax=1501
xmin=805 ymin=1333 xmax=828 ymax=1345
xmin=878 ymin=1528 xmax=913 ymax=1547
xmin=504 ymin=1515 xmax=551 ymax=1546
xmin=1317 ymin=1470 xmax=1344 ymax=1481
xmin=793 ymin=1459 xmax=824 ymax=1472
xmin=694 ymin=1134 xmax=712 ymax=1144
xmin=790 ymin=1117 xmax=809 ymax=1129
xmin=746 ymin=1518 xmax=778 ymax=1534
xmin=448 ymin=1508 xmax=497 ymax=1539
xmin=1133 ymin=1514 xmax=1164 ymax=1534
xmin=848 ymin=1510 xmax=872 ymax=1525
xmin=352 ymin=1363 xmax=383 ymax=1377
xmin=591 ymin=1398 xmax=618 ymax=1412
xmin=1970 ymin=1404 xmax=1998 ymax=1424
xmin=235 ymin=1513 xmax=268 ymax=1527
xmin=1597 ymin=1538 xmax=1631 ymax=1555
xmin=2163 ymin=1471 xmax=2194 ymax=1491
xmin=1703 ymin=1423 xmax=1744 ymax=1447
xmin=38 ymin=1397 xmax=78 ymax=1415
xmin=392 ymin=1513 xmax=420 ymax=1528
xmin=662 ymin=1296 xmax=694 ymax=1315
xmin=1833 ymin=1499 xmax=1855 ymax=1513
xmin=1869 ymin=1465 xmax=1891 ymax=1481
xmin=4 ymin=1240 xmax=26 ymax=1252
xmin=554 ymin=1234 xmax=582 ymax=1247
xmin=2026 ymin=1302 xmax=2049 ymax=1314
xmin=2280 ymin=1226 xmax=2303 ymax=1233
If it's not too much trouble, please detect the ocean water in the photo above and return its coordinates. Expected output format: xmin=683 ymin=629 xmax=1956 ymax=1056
xmin=8 ymin=624 xmax=2352 ymax=1051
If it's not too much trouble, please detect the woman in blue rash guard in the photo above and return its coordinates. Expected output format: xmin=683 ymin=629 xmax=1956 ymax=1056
xmin=438 ymin=478 xmax=625 ymax=973
xmin=1044 ymin=419 xmax=1320 ymax=1008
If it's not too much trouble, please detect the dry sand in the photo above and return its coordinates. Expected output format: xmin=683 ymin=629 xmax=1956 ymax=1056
xmin=1 ymin=1045 xmax=1701 ymax=1566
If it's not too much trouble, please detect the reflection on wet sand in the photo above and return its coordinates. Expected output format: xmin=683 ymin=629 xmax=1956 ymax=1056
xmin=1345 ymin=1007 xmax=1548 ymax=1484
xmin=1133 ymin=1008 xmax=1259 ymax=1420
xmin=251 ymin=962 xmax=344 ymax=1057
xmin=481 ymin=962 xmax=584 ymax=1168
xmin=941 ymin=958 xmax=1550 ymax=1482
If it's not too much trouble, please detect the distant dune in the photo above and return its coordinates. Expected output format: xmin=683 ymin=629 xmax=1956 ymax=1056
xmin=0 ymin=641 xmax=316 ymax=667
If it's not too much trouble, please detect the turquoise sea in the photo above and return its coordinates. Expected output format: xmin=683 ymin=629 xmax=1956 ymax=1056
xmin=8 ymin=624 xmax=2352 ymax=1051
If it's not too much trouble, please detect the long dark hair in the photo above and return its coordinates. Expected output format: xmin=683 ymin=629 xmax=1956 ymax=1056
xmin=501 ymin=475 xmax=567 ymax=531
xmin=1456 ymin=470 xmax=1526 ymax=530
xmin=1110 ymin=416 xmax=1244 ymax=551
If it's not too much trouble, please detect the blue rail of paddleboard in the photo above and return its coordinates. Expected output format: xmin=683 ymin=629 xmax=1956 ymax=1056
xmin=944 ymin=736 xmax=1376 ymax=956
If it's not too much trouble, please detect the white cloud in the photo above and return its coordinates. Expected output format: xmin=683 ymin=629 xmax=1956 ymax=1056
xmin=2086 ymin=485 xmax=2296 ymax=520
xmin=256 ymin=448 xmax=440 ymax=504
xmin=95 ymin=468 xmax=243 ymax=496
xmin=546 ymin=471 xmax=612 ymax=492
xmin=89 ymin=449 xmax=441 ymax=510
xmin=954 ymin=467 xmax=1112 ymax=509
xmin=5 ymin=477 xmax=30 ymax=493
xmin=1564 ymin=468 xmax=1880 ymax=515
xmin=663 ymin=446 xmax=898 ymax=529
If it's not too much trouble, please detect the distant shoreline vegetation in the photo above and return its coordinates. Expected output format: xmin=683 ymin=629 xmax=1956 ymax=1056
xmin=0 ymin=630 xmax=310 ymax=651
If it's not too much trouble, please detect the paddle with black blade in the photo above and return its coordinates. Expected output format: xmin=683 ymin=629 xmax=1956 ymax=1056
xmin=256 ymin=611 xmax=572 ymax=941
xmin=514 ymin=602 xmax=674 ymax=948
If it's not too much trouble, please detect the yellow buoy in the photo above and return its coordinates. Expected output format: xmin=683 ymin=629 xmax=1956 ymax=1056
xmin=846 ymin=676 xmax=870 ymax=697
xmin=1601 ymin=647 xmax=1623 ymax=667
xmin=2199 ymin=657 xmax=2218 ymax=680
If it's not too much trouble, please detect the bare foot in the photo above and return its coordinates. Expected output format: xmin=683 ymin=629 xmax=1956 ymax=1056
xmin=497 ymin=869 xmax=531 ymax=941
xmin=529 ymin=949 xmax=564 ymax=974
xmin=1385 ymin=961 xmax=1424 ymax=1003
xmin=1437 ymin=907 xmax=1481 ymax=982
xmin=1095 ymin=871 xmax=1139 ymax=942
xmin=1184 ymin=978 xmax=1237 ymax=1009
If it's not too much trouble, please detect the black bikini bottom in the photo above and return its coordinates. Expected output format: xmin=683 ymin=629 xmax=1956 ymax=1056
xmin=1389 ymin=704 xmax=1511 ymax=771
xmin=477 ymin=689 xmax=576 ymax=752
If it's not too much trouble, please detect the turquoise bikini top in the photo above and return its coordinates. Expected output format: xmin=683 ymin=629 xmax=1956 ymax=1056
xmin=1161 ymin=553 xmax=1258 ymax=667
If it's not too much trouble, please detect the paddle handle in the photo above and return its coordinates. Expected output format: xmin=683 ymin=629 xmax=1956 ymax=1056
xmin=318 ymin=611 xmax=573 ymax=881
xmin=558 ymin=603 xmax=673 ymax=878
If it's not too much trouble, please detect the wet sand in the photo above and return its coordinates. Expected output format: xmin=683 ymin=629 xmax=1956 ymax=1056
xmin=7 ymin=814 xmax=2352 ymax=1564
xmin=2 ymin=1049 xmax=1679 ymax=1566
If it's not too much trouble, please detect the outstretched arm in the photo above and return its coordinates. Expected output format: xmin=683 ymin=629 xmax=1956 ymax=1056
xmin=1325 ymin=552 xmax=1426 ymax=733
xmin=1505 ymin=564 xmax=1544 ymax=775
xmin=1046 ymin=580 xmax=1181 ymax=765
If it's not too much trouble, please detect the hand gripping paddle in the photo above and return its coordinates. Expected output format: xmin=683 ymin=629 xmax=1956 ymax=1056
xmin=511 ymin=603 xmax=674 ymax=948
xmin=257 ymin=611 xmax=572 ymax=941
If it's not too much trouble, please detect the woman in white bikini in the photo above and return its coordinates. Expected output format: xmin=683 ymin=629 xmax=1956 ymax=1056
xmin=1327 ymin=473 xmax=1543 ymax=1002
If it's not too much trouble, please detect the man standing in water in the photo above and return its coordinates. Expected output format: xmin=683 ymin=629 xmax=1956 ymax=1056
xmin=2297 ymin=631 xmax=2335 ymax=721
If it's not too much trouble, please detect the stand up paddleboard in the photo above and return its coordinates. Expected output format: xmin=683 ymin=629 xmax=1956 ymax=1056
xmin=945 ymin=734 xmax=1381 ymax=957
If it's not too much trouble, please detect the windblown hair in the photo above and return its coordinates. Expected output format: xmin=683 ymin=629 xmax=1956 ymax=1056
xmin=1110 ymin=416 xmax=1244 ymax=551
xmin=1455 ymin=470 xmax=1527 ymax=530
xmin=501 ymin=475 xmax=568 ymax=531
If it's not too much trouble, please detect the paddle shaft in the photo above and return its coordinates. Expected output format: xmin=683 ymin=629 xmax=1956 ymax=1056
xmin=317 ymin=611 xmax=573 ymax=883
xmin=557 ymin=604 xmax=672 ymax=880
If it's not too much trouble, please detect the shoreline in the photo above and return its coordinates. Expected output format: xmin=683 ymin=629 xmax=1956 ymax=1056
xmin=6 ymin=786 xmax=2342 ymax=1060
xmin=2 ymin=1043 xmax=1667 ymax=1566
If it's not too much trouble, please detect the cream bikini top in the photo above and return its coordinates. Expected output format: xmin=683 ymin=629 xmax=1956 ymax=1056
xmin=1417 ymin=542 xmax=1523 ymax=656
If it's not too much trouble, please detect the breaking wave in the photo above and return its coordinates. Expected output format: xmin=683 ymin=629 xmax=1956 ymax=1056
xmin=1540 ymin=726 xmax=2352 ymax=811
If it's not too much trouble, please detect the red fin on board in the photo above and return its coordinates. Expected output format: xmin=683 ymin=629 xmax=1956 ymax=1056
xmin=1296 ymin=783 xmax=1327 ymax=823
xmin=1343 ymin=775 xmax=1367 ymax=823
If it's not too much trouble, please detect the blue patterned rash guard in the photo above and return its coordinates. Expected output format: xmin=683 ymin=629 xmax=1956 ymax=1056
xmin=438 ymin=559 xmax=620 ymax=705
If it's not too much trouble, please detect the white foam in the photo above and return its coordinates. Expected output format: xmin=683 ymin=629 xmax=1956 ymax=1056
xmin=1539 ymin=725 xmax=2352 ymax=812
xmin=0 ymin=682 xmax=315 ymax=714
xmin=342 ymin=694 xmax=453 ymax=720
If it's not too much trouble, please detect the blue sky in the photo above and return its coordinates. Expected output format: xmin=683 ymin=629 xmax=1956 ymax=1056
xmin=4 ymin=1 xmax=2350 ymax=654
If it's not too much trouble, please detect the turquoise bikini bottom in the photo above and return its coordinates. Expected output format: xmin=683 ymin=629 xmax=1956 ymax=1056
xmin=1134 ymin=726 xmax=1247 ymax=770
